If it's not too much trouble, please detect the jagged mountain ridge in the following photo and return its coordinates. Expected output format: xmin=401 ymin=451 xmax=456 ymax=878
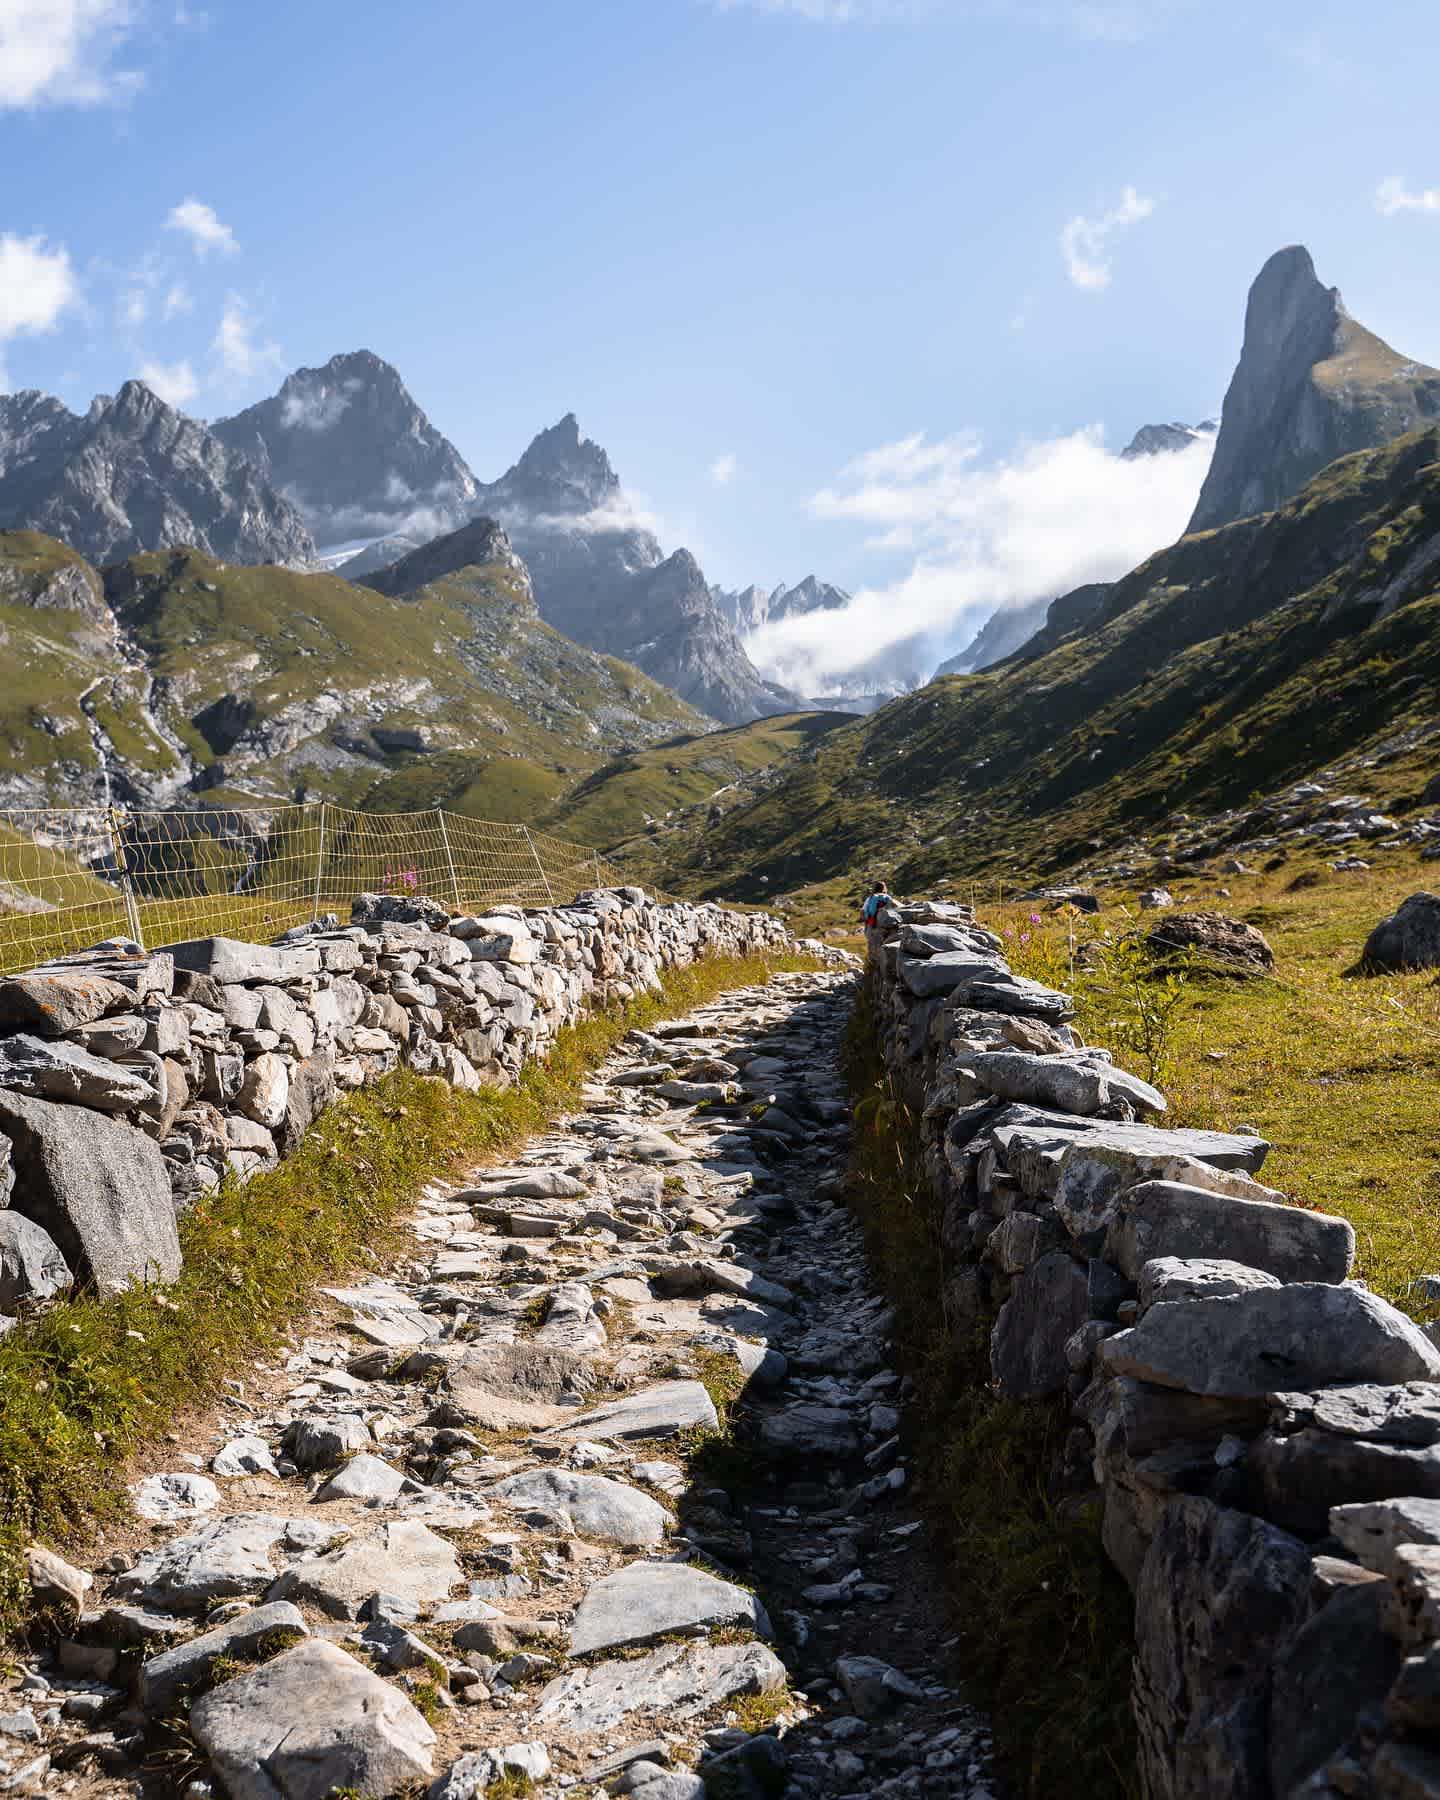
xmin=0 ymin=383 xmax=314 ymax=566
xmin=212 ymin=350 xmax=481 ymax=545
xmin=652 ymin=422 xmax=1440 ymax=901
xmin=462 ymin=413 xmax=798 ymax=724
xmin=1189 ymin=245 xmax=1440 ymax=533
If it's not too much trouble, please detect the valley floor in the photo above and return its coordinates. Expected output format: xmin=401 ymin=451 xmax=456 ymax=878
xmin=7 ymin=967 xmax=995 ymax=1800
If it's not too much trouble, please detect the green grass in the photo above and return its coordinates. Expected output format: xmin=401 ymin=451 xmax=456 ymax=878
xmin=0 ymin=947 xmax=821 ymax=1633
xmin=990 ymin=848 xmax=1440 ymax=1313
xmin=842 ymin=988 xmax=1138 ymax=1800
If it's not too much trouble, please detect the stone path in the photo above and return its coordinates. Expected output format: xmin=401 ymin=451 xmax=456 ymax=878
xmin=6 ymin=966 xmax=996 ymax=1800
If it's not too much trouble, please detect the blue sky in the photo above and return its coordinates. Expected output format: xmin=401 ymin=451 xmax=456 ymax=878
xmin=6 ymin=0 xmax=1440 ymax=678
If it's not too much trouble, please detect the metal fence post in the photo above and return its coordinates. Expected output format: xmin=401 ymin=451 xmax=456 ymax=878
xmin=437 ymin=810 xmax=463 ymax=909
xmin=310 ymin=801 xmax=328 ymax=922
xmin=105 ymin=806 xmax=145 ymax=950
xmin=593 ymin=851 xmax=602 ymax=887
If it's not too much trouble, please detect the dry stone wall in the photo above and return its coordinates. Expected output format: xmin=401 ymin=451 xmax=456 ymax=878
xmin=867 ymin=894 xmax=1440 ymax=1800
xmin=0 ymin=887 xmax=809 ymax=1328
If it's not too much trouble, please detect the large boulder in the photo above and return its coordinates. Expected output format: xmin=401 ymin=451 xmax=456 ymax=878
xmin=1143 ymin=911 xmax=1275 ymax=976
xmin=964 ymin=1050 xmax=1166 ymax=1118
xmin=1100 ymin=1283 xmax=1440 ymax=1398
xmin=0 ymin=1090 xmax=180 ymax=1291
xmin=489 ymin=1469 xmax=669 ymax=1547
xmin=190 ymin=1638 xmax=435 ymax=1800
xmin=1133 ymin=1497 xmax=1311 ymax=1799
xmin=1361 ymin=892 xmax=1440 ymax=972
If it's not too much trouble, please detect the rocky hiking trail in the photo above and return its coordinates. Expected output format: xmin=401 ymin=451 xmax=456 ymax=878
xmin=10 ymin=966 xmax=995 ymax=1800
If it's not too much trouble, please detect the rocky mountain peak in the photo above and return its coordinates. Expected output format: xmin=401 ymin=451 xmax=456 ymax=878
xmin=0 ymin=381 xmax=314 ymax=568
xmin=211 ymin=352 xmax=478 ymax=545
xmin=1188 ymin=244 xmax=1440 ymax=533
xmin=506 ymin=413 xmax=621 ymax=513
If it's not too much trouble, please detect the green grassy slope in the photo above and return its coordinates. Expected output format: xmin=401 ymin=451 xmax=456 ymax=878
xmin=656 ymin=427 xmax=1440 ymax=908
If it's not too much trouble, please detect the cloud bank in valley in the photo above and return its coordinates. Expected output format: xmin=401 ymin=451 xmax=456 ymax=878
xmin=744 ymin=423 xmax=1214 ymax=692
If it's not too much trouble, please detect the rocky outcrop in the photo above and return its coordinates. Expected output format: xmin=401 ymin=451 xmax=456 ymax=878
xmin=1189 ymin=245 xmax=1440 ymax=534
xmin=0 ymin=889 xmax=819 ymax=1325
xmin=351 ymin=515 xmax=535 ymax=605
xmin=0 ymin=383 xmax=314 ymax=566
xmin=865 ymin=891 xmax=1440 ymax=1796
xmin=471 ymin=415 xmax=795 ymax=724
xmin=212 ymin=351 xmax=480 ymax=547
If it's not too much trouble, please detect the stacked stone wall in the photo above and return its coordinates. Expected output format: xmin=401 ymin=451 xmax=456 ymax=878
xmin=0 ymin=886 xmax=820 ymax=1324
xmin=866 ymin=894 xmax=1440 ymax=1799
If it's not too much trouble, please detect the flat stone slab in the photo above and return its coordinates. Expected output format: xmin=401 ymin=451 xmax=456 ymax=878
xmin=114 ymin=1514 xmax=309 ymax=1611
xmin=757 ymin=1403 xmax=862 ymax=1460
xmin=488 ymin=1468 xmax=669 ymax=1546
xmin=533 ymin=1639 xmax=787 ymax=1734
xmin=966 ymin=1049 xmax=1166 ymax=1118
xmin=161 ymin=936 xmax=321 ymax=985
xmin=1331 ymin=1497 xmax=1440 ymax=1577
xmin=1108 ymin=1180 xmax=1354 ymax=1285
xmin=190 ymin=1638 xmax=434 ymax=1800
xmin=0 ymin=970 xmax=133 ymax=1037
xmin=268 ymin=1520 xmax=462 ymax=1620
xmin=568 ymin=1560 xmax=770 ymax=1655
xmin=555 ymin=1380 xmax=718 ymax=1442
xmin=1101 ymin=1283 xmax=1440 ymax=1397
xmin=139 ymin=1600 xmax=307 ymax=1715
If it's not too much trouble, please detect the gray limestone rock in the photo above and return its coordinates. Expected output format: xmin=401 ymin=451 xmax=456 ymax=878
xmin=1133 ymin=1496 xmax=1311 ymax=1800
xmin=757 ymin=1403 xmax=861 ymax=1460
xmin=965 ymin=1049 xmax=1166 ymax=1118
xmin=1108 ymin=1181 xmax=1354 ymax=1285
xmin=1268 ymin=1579 xmax=1401 ymax=1795
xmin=898 ymin=953 xmax=1011 ymax=999
xmin=533 ymin=1639 xmax=787 ymax=1734
xmin=1100 ymin=1283 xmax=1440 ymax=1397
xmin=1362 ymin=892 xmax=1440 ymax=973
xmin=990 ymin=1250 xmax=1088 ymax=1398
xmin=0 ymin=1089 xmax=180 ymax=1291
xmin=1331 ymin=1497 xmax=1440 ymax=1577
xmin=267 ymin=1520 xmax=462 ymax=1619
xmin=161 ymin=937 xmax=321 ymax=985
xmin=0 ymin=1212 xmax=71 ymax=1309
xmin=1054 ymin=1134 xmax=1271 ymax=1241
xmin=1136 ymin=1256 xmax=1280 ymax=1310
xmin=0 ymin=970 xmax=133 ymax=1037
xmin=488 ymin=1468 xmax=669 ymax=1545
xmin=568 ymin=1560 xmax=769 ymax=1656
xmin=0 ymin=1034 xmax=154 ymax=1110
xmin=189 ymin=1638 xmax=435 ymax=1800
xmin=139 ymin=1600 xmax=308 ymax=1715
xmin=427 ymin=1744 xmax=551 ymax=1800
xmin=313 ymin=1453 xmax=404 ymax=1503
xmin=558 ymin=1380 xmax=718 ymax=1442
xmin=114 ymin=1514 xmax=296 ymax=1611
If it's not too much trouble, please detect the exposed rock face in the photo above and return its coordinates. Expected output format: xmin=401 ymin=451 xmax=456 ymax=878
xmin=1121 ymin=420 xmax=1213 ymax=459
xmin=0 ymin=383 xmax=314 ymax=566
xmin=471 ymin=414 xmax=793 ymax=724
xmin=350 ymin=515 xmax=535 ymax=606
xmin=1189 ymin=245 xmax=1440 ymax=533
xmin=212 ymin=350 xmax=479 ymax=546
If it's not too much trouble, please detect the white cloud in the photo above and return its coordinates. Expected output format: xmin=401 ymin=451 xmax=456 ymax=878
xmin=138 ymin=356 xmax=196 ymax=407
xmin=119 ymin=286 xmax=146 ymax=328
xmin=744 ymin=423 xmax=1214 ymax=691
xmin=1376 ymin=176 xmax=1440 ymax=216
xmin=0 ymin=234 xmax=78 ymax=373
xmin=211 ymin=293 xmax=280 ymax=381
xmin=1060 ymin=185 xmax=1154 ymax=290
xmin=0 ymin=0 xmax=140 ymax=107
xmin=166 ymin=197 xmax=239 ymax=258
xmin=709 ymin=452 xmax=739 ymax=485
xmin=161 ymin=281 xmax=192 ymax=319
